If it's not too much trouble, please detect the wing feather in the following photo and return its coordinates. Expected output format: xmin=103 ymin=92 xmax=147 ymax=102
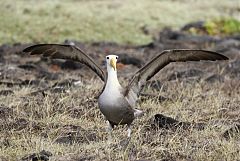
xmin=124 ymin=49 xmax=228 ymax=104
xmin=23 ymin=44 xmax=106 ymax=82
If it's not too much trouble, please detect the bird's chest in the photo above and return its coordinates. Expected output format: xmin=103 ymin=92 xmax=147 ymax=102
xmin=98 ymin=87 xmax=122 ymax=108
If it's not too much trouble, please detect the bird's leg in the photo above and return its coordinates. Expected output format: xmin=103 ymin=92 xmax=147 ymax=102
xmin=106 ymin=120 xmax=113 ymax=140
xmin=134 ymin=109 xmax=144 ymax=118
xmin=127 ymin=125 xmax=132 ymax=138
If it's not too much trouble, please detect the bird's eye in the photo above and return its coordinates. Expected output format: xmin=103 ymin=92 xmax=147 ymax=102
xmin=106 ymin=57 xmax=109 ymax=59
xmin=116 ymin=56 xmax=118 ymax=59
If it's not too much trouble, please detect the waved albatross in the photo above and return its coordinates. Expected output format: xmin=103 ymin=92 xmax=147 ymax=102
xmin=23 ymin=44 xmax=228 ymax=137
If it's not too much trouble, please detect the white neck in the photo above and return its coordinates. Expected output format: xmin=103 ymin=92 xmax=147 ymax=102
xmin=106 ymin=66 xmax=120 ymax=88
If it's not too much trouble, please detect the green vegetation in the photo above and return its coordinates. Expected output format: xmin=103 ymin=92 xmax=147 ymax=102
xmin=0 ymin=0 xmax=239 ymax=45
xmin=205 ymin=18 xmax=240 ymax=36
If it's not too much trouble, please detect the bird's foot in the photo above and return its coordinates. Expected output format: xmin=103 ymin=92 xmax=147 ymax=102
xmin=134 ymin=109 xmax=144 ymax=118
xmin=127 ymin=126 xmax=132 ymax=138
xmin=106 ymin=120 xmax=113 ymax=141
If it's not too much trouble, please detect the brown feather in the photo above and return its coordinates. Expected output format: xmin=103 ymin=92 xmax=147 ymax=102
xmin=23 ymin=44 xmax=106 ymax=82
xmin=124 ymin=49 xmax=228 ymax=101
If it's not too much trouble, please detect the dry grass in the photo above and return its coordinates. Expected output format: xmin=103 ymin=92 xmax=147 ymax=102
xmin=0 ymin=0 xmax=239 ymax=160
xmin=0 ymin=0 xmax=239 ymax=45
xmin=0 ymin=78 xmax=239 ymax=160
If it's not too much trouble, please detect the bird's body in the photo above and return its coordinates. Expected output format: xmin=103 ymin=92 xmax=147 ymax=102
xmin=98 ymin=55 xmax=137 ymax=134
xmin=23 ymin=44 xmax=228 ymax=137
xmin=99 ymin=84 xmax=134 ymax=126
xmin=98 ymin=94 xmax=135 ymax=126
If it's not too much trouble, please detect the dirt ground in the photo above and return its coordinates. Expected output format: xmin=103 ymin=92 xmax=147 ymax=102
xmin=0 ymin=27 xmax=239 ymax=160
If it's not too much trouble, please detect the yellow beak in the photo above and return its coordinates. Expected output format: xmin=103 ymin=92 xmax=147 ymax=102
xmin=110 ymin=58 xmax=117 ymax=71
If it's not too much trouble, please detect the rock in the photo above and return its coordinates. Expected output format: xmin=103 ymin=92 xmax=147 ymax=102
xmin=18 ymin=64 xmax=38 ymax=70
xmin=152 ymin=114 xmax=205 ymax=131
xmin=181 ymin=21 xmax=206 ymax=32
xmin=158 ymin=27 xmax=219 ymax=43
xmin=51 ymin=59 xmax=83 ymax=70
xmin=158 ymin=28 xmax=185 ymax=41
xmin=117 ymin=54 xmax=143 ymax=68
xmin=136 ymin=42 xmax=155 ymax=49
xmin=153 ymin=114 xmax=187 ymax=129
xmin=21 ymin=150 xmax=52 ymax=161
xmin=64 ymin=39 xmax=75 ymax=46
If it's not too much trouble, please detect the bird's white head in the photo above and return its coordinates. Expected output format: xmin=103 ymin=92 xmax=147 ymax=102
xmin=106 ymin=55 xmax=118 ymax=72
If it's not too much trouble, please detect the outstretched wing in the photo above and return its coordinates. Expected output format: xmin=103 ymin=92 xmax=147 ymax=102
xmin=23 ymin=44 xmax=106 ymax=82
xmin=124 ymin=49 xmax=228 ymax=105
